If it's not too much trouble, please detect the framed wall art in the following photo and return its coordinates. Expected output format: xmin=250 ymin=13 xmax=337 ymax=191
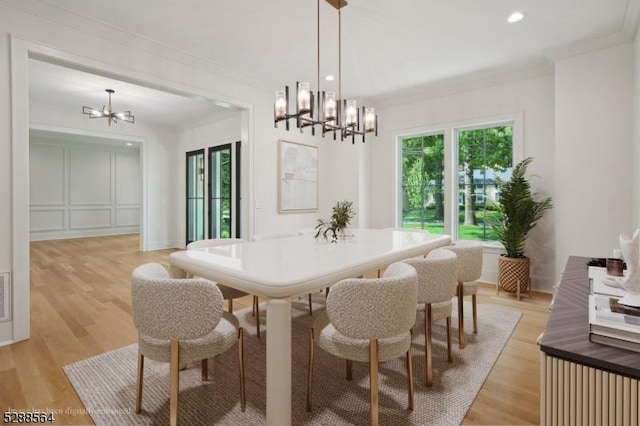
xmin=278 ymin=140 xmax=318 ymax=212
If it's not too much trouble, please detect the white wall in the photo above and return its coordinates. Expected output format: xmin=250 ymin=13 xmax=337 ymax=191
xmin=30 ymin=137 xmax=140 ymax=240
xmin=554 ymin=43 xmax=634 ymax=278
xmin=369 ymin=74 xmax=556 ymax=291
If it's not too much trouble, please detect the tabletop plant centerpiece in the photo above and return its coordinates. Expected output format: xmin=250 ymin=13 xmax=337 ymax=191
xmin=315 ymin=200 xmax=355 ymax=243
xmin=492 ymin=157 xmax=553 ymax=300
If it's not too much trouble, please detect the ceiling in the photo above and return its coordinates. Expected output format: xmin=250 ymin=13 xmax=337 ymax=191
xmin=14 ymin=0 xmax=640 ymax=127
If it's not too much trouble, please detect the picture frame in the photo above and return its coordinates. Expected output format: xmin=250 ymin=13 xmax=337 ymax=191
xmin=278 ymin=139 xmax=318 ymax=212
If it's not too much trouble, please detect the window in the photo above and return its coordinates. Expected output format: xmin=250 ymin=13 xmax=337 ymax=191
xmin=400 ymin=134 xmax=445 ymax=234
xmin=456 ymin=125 xmax=512 ymax=242
xmin=398 ymin=117 xmax=518 ymax=244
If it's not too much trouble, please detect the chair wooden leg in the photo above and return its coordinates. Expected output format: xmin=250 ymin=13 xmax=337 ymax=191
xmin=228 ymin=298 xmax=234 ymax=313
xmin=135 ymin=351 xmax=144 ymax=414
xmin=472 ymin=293 xmax=478 ymax=334
xmin=170 ymin=340 xmax=179 ymax=426
xmin=425 ymin=305 xmax=433 ymax=386
xmin=406 ymin=346 xmax=414 ymax=410
xmin=458 ymin=283 xmax=466 ymax=349
xmin=238 ymin=328 xmax=246 ymax=412
xmin=346 ymin=360 xmax=353 ymax=381
xmin=306 ymin=328 xmax=315 ymax=412
xmin=252 ymin=295 xmax=258 ymax=317
xmin=255 ymin=300 xmax=261 ymax=339
xmin=446 ymin=316 xmax=453 ymax=363
xmin=325 ymin=287 xmax=329 ymax=298
xmin=369 ymin=339 xmax=379 ymax=426
xmin=201 ymin=358 xmax=208 ymax=381
xmin=308 ymin=293 xmax=313 ymax=316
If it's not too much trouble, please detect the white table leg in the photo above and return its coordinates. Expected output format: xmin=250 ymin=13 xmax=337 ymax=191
xmin=266 ymin=298 xmax=292 ymax=426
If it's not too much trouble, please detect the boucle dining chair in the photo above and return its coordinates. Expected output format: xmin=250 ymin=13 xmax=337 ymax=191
xmin=403 ymin=248 xmax=458 ymax=386
xmin=306 ymin=262 xmax=418 ymax=425
xmin=187 ymin=238 xmax=262 ymax=337
xmin=442 ymin=240 xmax=483 ymax=349
xmin=131 ymin=263 xmax=246 ymax=426
xmin=252 ymin=231 xmax=317 ymax=316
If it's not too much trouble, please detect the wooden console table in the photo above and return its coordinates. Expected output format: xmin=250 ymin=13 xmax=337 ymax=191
xmin=539 ymin=256 xmax=640 ymax=426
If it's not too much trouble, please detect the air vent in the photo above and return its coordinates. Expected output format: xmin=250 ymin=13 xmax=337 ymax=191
xmin=0 ymin=273 xmax=10 ymax=323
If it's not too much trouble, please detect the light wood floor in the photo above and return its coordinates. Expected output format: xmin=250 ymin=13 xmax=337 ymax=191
xmin=0 ymin=234 xmax=551 ymax=425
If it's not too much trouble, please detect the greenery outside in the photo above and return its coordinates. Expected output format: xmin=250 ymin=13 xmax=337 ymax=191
xmin=401 ymin=125 xmax=512 ymax=242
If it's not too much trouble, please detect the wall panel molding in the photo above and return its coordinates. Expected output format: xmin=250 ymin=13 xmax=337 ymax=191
xmin=29 ymin=138 xmax=140 ymax=240
xmin=69 ymin=207 xmax=112 ymax=230
xmin=115 ymin=206 xmax=140 ymax=227
xmin=29 ymin=208 xmax=65 ymax=232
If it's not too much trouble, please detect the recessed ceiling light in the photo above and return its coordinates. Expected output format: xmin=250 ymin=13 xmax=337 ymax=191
xmin=126 ymin=142 xmax=133 ymax=146
xmin=325 ymin=75 xmax=335 ymax=81
xmin=507 ymin=11 xmax=524 ymax=23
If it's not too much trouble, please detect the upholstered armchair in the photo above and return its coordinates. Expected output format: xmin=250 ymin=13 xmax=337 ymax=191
xmin=403 ymin=248 xmax=458 ymax=386
xmin=306 ymin=262 xmax=418 ymax=425
xmin=131 ymin=263 xmax=246 ymax=426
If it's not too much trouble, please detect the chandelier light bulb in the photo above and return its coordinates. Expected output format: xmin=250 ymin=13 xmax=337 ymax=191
xmin=345 ymin=100 xmax=358 ymax=126
xmin=275 ymin=91 xmax=287 ymax=119
xmin=324 ymin=92 xmax=337 ymax=120
xmin=297 ymin=82 xmax=311 ymax=113
xmin=364 ymin=107 xmax=376 ymax=132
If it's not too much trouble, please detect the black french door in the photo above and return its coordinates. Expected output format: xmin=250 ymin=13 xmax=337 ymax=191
xmin=186 ymin=142 xmax=241 ymax=245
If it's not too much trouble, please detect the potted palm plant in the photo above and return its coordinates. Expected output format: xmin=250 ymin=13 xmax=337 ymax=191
xmin=492 ymin=157 xmax=552 ymax=300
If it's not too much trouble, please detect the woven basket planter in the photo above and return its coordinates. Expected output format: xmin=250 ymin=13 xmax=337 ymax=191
xmin=497 ymin=256 xmax=530 ymax=300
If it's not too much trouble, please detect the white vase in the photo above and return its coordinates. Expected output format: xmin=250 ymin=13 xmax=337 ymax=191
xmin=618 ymin=229 xmax=640 ymax=307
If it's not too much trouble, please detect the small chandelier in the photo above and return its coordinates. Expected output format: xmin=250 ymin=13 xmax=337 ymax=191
xmin=83 ymin=89 xmax=135 ymax=126
xmin=274 ymin=0 xmax=377 ymax=143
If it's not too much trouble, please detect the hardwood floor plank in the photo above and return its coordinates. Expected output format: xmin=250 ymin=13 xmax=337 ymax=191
xmin=0 ymin=369 xmax=27 ymax=410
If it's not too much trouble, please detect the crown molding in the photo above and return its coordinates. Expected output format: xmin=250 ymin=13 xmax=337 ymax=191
xmin=371 ymin=57 xmax=553 ymax=108
xmin=544 ymin=0 xmax=640 ymax=62
xmin=543 ymin=31 xmax=632 ymax=62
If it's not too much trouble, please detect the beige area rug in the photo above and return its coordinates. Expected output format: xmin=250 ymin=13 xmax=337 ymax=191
xmin=64 ymin=295 xmax=521 ymax=425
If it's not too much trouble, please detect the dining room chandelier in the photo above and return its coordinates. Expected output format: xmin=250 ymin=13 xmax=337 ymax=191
xmin=83 ymin=89 xmax=135 ymax=126
xmin=273 ymin=0 xmax=377 ymax=143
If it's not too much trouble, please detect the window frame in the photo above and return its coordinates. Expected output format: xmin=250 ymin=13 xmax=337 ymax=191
xmin=395 ymin=112 xmax=523 ymax=246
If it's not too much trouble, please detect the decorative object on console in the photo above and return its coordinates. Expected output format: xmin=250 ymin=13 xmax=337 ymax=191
xmin=492 ymin=157 xmax=553 ymax=299
xmin=604 ymin=229 xmax=640 ymax=307
xmin=83 ymin=89 xmax=135 ymax=126
xmin=606 ymin=257 xmax=624 ymax=277
xmin=314 ymin=200 xmax=354 ymax=242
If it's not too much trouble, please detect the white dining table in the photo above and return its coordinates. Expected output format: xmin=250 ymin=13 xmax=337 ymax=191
xmin=169 ymin=228 xmax=451 ymax=425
